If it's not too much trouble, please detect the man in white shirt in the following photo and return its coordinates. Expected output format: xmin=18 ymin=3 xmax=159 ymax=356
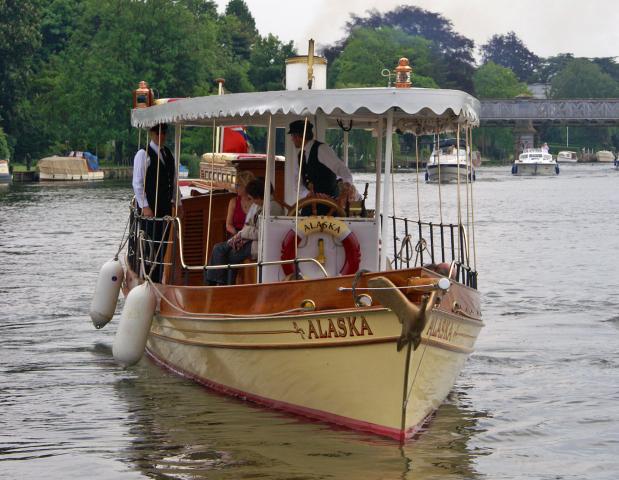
xmin=131 ymin=123 xmax=176 ymax=281
xmin=132 ymin=123 xmax=176 ymax=218
xmin=288 ymin=120 xmax=355 ymax=214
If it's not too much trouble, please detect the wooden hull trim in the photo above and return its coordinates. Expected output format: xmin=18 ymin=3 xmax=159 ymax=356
xmin=150 ymin=329 xmax=474 ymax=354
xmin=145 ymin=347 xmax=423 ymax=441
xmin=158 ymin=306 xmax=390 ymax=321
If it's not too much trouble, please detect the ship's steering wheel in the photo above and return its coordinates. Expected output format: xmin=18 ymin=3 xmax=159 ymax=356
xmin=287 ymin=197 xmax=346 ymax=217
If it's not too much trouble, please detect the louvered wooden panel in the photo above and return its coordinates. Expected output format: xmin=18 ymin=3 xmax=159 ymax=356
xmin=169 ymin=191 xmax=234 ymax=286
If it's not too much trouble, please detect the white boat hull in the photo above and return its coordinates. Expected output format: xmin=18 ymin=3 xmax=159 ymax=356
xmin=39 ymin=171 xmax=104 ymax=181
xmin=426 ymin=164 xmax=473 ymax=183
xmin=512 ymin=162 xmax=558 ymax=176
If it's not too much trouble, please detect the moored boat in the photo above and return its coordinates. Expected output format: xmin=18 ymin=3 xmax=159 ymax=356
xmin=38 ymin=152 xmax=104 ymax=181
xmin=595 ymin=150 xmax=615 ymax=163
xmin=512 ymin=148 xmax=559 ymax=176
xmin=557 ymin=150 xmax=578 ymax=163
xmin=92 ymin=57 xmax=483 ymax=441
xmin=0 ymin=159 xmax=11 ymax=184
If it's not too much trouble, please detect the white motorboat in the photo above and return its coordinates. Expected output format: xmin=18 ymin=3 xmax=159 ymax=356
xmin=512 ymin=148 xmax=559 ymax=176
xmin=557 ymin=150 xmax=578 ymax=163
xmin=425 ymin=139 xmax=475 ymax=183
xmin=595 ymin=150 xmax=615 ymax=163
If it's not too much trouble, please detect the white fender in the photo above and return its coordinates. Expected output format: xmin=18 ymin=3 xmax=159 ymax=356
xmin=112 ymin=283 xmax=156 ymax=366
xmin=90 ymin=259 xmax=124 ymax=329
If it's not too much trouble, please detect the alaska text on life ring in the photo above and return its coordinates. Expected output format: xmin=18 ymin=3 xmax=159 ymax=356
xmin=281 ymin=216 xmax=361 ymax=276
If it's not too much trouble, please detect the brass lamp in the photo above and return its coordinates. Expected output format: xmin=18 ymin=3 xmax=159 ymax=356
xmin=394 ymin=58 xmax=412 ymax=88
xmin=133 ymin=81 xmax=153 ymax=108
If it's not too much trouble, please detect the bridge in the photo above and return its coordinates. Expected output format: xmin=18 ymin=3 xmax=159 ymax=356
xmin=479 ymin=98 xmax=619 ymax=152
xmin=480 ymin=98 xmax=619 ymax=126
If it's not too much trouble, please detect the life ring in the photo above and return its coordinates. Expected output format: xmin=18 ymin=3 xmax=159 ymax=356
xmin=281 ymin=216 xmax=361 ymax=276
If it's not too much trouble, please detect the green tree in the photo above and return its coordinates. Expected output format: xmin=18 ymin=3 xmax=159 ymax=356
xmin=249 ymin=34 xmax=295 ymax=92
xmin=0 ymin=0 xmax=41 ymax=126
xmin=326 ymin=6 xmax=476 ymax=92
xmin=38 ymin=0 xmax=221 ymax=161
xmin=0 ymin=127 xmax=10 ymax=159
xmin=473 ymin=62 xmax=529 ymax=98
xmin=480 ymin=32 xmax=540 ymax=82
xmin=473 ymin=62 xmax=529 ymax=161
xmin=550 ymin=58 xmax=619 ymax=98
xmin=329 ymin=28 xmax=438 ymax=89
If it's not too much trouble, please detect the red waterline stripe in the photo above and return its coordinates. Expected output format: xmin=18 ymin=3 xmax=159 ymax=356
xmin=145 ymin=348 xmax=423 ymax=442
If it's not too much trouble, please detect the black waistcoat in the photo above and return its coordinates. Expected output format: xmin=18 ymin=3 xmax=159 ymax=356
xmin=302 ymin=141 xmax=338 ymax=197
xmin=145 ymin=145 xmax=175 ymax=216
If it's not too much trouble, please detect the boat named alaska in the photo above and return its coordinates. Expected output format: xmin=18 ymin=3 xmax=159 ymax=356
xmin=90 ymin=53 xmax=483 ymax=441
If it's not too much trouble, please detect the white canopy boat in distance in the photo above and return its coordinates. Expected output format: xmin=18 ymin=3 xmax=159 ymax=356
xmin=93 ymin=74 xmax=483 ymax=442
xmin=557 ymin=150 xmax=578 ymax=163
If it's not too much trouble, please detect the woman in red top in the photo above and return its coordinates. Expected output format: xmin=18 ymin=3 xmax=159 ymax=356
xmin=226 ymin=170 xmax=255 ymax=236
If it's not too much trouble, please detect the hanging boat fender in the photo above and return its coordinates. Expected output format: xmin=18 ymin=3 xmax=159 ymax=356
xmin=112 ymin=283 xmax=156 ymax=366
xmin=90 ymin=258 xmax=124 ymax=329
xmin=281 ymin=216 xmax=361 ymax=277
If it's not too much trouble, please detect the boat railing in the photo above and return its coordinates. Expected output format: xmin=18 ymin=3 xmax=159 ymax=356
xmin=386 ymin=215 xmax=477 ymax=289
xmin=128 ymin=209 xmax=329 ymax=283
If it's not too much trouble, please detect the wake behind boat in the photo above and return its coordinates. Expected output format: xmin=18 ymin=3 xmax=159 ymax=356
xmin=512 ymin=148 xmax=559 ymax=176
xmin=90 ymin=55 xmax=483 ymax=442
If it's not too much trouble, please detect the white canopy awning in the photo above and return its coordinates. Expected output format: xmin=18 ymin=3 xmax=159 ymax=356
xmin=131 ymin=87 xmax=480 ymax=134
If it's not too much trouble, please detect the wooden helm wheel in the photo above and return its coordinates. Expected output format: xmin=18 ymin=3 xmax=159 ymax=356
xmin=288 ymin=197 xmax=346 ymax=217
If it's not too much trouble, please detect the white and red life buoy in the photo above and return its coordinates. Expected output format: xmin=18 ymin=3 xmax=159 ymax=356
xmin=281 ymin=216 xmax=361 ymax=276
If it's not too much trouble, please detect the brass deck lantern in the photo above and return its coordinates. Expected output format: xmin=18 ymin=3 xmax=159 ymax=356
xmin=133 ymin=81 xmax=153 ymax=108
xmin=394 ymin=58 xmax=412 ymax=88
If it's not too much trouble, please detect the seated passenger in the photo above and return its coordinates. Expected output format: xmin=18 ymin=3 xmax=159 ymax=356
xmin=288 ymin=120 xmax=355 ymax=215
xmin=207 ymin=179 xmax=281 ymax=285
xmin=226 ymin=170 xmax=255 ymax=236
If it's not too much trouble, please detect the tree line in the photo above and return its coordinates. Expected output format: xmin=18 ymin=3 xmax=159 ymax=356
xmin=1 ymin=1 xmax=618 ymax=164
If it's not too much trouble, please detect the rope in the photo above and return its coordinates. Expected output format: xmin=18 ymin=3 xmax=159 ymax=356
xmin=456 ymin=126 xmax=463 ymax=233
xmin=468 ymin=127 xmax=477 ymax=270
xmin=154 ymin=124 xmax=162 ymax=216
xmin=144 ymin=275 xmax=308 ymax=318
xmin=294 ymin=118 xmax=309 ymax=262
xmin=436 ymin=131 xmax=444 ymax=225
xmin=415 ymin=135 xmax=421 ymax=222
xmin=174 ymin=124 xmax=182 ymax=218
xmin=114 ymin=213 xmax=132 ymax=260
xmin=203 ymin=121 xmax=216 ymax=266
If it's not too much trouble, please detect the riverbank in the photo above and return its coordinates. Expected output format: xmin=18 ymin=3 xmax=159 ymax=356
xmin=9 ymin=165 xmax=132 ymax=182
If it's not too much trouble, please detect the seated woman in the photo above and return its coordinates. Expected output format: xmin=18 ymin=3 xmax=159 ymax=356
xmin=207 ymin=179 xmax=283 ymax=286
xmin=226 ymin=170 xmax=255 ymax=236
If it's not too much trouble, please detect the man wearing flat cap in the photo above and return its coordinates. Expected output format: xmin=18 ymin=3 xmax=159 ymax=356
xmin=288 ymin=120 xmax=355 ymax=212
xmin=131 ymin=123 xmax=176 ymax=281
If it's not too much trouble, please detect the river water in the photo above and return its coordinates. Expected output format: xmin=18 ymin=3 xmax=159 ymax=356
xmin=1 ymin=164 xmax=618 ymax=479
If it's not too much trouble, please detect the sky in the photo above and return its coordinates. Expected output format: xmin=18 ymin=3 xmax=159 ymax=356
xmin=215 ymin=0 xmax=619 ymax=60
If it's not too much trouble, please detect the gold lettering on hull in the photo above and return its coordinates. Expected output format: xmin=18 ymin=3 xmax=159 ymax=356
xmin=304 ymin=316 xmax=373 ymax=340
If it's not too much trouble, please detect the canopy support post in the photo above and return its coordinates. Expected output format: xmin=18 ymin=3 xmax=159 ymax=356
xmin=380 ymin=109 xmax=394 ymax=271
